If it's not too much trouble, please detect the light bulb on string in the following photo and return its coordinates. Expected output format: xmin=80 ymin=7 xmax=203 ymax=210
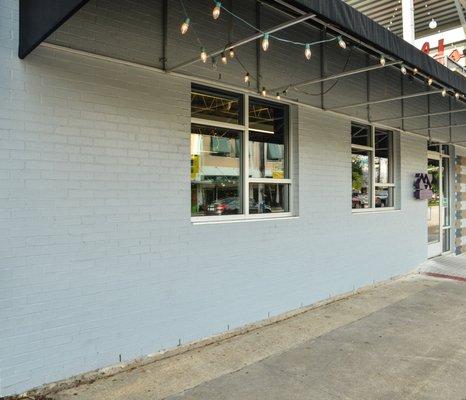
xmin=338 ymin=36 xmax=347 ymax=49
xmin=244 ymin=72 xmax=250 ymax=83
xmin=429 ymin=18 xmax=437 ymax=30
xmin=221 ymin=52 xmax=227 ymax=64
xmin=305 ymin=44 xmax=312 ymax=60
xmin=262 ymin=34 xmax=270 ymax=51
xmin=261 ymin=87 xmax=267 ymax=96
xmin=229 ymin=48 xmax=235 ymax=58
xmin=180 ymin=18 xmax=190 ymax=35
xmin=276 ymin=92 xmax=281 ymax=100
xmin=200 ymin=47 xmax=208 ymax=63
xmin=442 ymin=88 xmax=447 ymax=97
xmin=380 ymin=55 xmax=386 ymax=66
xmin=455 ymin=92 xmax=461 ymax=100
xmin=413 ymin=68 xmax=418 ymax=75
xmin=213 ymin=2 xmax=221 ymax=20
xmin=400 ymin=65 xmax=407 ymax=75
xmin=427 ymin=77 xmax=433 ymax=86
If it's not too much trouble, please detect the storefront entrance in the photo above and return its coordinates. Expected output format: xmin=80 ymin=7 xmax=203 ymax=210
xmin=427 ymin=147 xmax=451 ymax=258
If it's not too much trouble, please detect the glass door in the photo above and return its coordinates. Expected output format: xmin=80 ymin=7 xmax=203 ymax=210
xmin=441 ymin=156 xmax=451 ymax=253
xmin=427 ymin=146 xmax=451 ymax=258
xmin=427 ymin=154 xmax=442 ymax=258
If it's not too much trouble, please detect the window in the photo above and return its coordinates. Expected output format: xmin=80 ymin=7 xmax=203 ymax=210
xmin=191 ymin=85 xmax=291 ymax=219
xmin=351 ymin=124 xmax=395 ymax=210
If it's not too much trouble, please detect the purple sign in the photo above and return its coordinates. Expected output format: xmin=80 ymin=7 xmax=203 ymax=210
xmin=414 ymin=173 xmax=434 ymax=200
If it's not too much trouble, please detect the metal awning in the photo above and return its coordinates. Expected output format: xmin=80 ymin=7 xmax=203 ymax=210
xmin=18 ymin=0 xmax=466 ymax=94
xmin=17 ymin=0 xmax=466 ymax=141
xmin=287 ymin=0 xmax=466 ymax=95
xmin=18 ymin=0 xmax=90 ymax=59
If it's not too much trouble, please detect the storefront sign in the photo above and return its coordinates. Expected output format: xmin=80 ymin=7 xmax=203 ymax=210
xmin=414 ymin=173 xmax=433 ymax=200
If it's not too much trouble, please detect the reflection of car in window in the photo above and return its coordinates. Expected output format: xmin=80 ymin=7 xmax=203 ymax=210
xmin=206 ymin=198 xmax=272 ymax=215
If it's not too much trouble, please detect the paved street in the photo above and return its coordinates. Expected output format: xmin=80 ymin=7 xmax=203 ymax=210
xmin=48 ymin=275 xmax=466 ymax=400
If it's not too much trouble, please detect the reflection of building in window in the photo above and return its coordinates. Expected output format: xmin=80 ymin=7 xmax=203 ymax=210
xmin=351 ymin=123 xmax=396 ymax=210
xmin=190 ymin=84 xmax=291 ymax=218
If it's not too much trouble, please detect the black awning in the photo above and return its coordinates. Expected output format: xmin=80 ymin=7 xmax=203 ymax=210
xmin=290 ymin=0 xmax=466 ymax=95
xmin=18 ymin=0 xmax=89 ymax=59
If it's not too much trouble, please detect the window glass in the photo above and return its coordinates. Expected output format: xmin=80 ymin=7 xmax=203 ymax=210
xmin=249 ymin=99 xmax=286 ymax=179
xmin=375 ymin=187 xmax=393 ymax=208
xmin=191 ymin=124 xmax=241 ymax=216
xmin=190 ymin=85 xmax=291 ymax=219
xmin=442 ymin=157 xmax=450 ymax=227
xmin=352 ymin=149 xmax=371 ymax=209
xmin=374 ymin=130 xmax=391 ymax=184
xmin=351 ymin=124 xmax=371 ymax=147
xmin=249 ymin=183 xmax=289 ymax=214
xmin=443 ymin=229 xmax=450 ymax=252
xmin=191 ymin=86 xmax=242 ymax=125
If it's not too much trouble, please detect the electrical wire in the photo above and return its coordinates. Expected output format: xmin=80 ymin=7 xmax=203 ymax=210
xmin=297 ymin=47 xmax=354 ymax=96
xmin=179 ymin=0 xmax=203 ymax=47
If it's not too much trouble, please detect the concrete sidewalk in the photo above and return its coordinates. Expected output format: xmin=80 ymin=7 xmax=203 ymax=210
xmin=44 ymin=275 xmax=466 ymax=400
xmin=419 ymin=253 xmax=466 ymax=281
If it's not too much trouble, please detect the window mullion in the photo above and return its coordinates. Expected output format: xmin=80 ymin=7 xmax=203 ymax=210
xmin=243 ymin=93 xmax=249 ymax=215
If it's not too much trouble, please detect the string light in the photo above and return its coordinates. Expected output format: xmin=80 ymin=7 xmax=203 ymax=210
xmin=213 ymin=2 xmax=221 ymax=20
xmin=305 ymin=44 xmax=312 ymax=60
xmin=200 ymin=47 xmax=207 ymax=63
xmin=180 ymin=18 xmax=190 ymax=35
xmin=338 ymin=36 xmax=347 ymax=49
xmin=429 ymin=18 xmax=437 ymax=30
xmin=182 ymin=0 xmax=457 ymax=103
xmin=262 ymin=34 xmax=270 ymax=51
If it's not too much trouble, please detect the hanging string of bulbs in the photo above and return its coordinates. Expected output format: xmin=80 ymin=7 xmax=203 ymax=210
xmin=179 ymin=0 xmax=464 ymax=102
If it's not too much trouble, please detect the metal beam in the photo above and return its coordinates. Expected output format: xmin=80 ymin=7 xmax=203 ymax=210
xmin=272 ymin=61 xmax=402 ymax=92
xmin=373 ymin=108 xmax=466 ymax=122
xmin=402 ymin=0 xmax=415 ymax=44
xmin=454 ymin=0 xmax=466 ymax=36
xmin=166 ymin=12 xmax=316 ymax=72
xmin=161 ymin=0 xmax=168 ymax=71
xmin=256 ymin=1 xmax=262 ymax=93
xmin=329 ymin=90 xmax=443 ymax=111
xmin=413 ymin=123 xmax=466 ymax=132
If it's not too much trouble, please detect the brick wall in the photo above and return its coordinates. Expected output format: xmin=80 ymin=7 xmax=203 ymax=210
xmin=1 ymin=1 xmax=429 ymax=396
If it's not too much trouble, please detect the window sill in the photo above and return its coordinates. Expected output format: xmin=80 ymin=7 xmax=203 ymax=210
xmin=191 ymin=213 xmax=298 ymax=225
xmin=352 ymin=207 xmax=400 ymax=215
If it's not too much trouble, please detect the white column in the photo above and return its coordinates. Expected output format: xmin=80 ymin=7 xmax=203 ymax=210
xmin=402 ymin=0 xmax=415 ymax=43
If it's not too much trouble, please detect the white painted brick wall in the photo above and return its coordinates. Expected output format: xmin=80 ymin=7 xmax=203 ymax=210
xmin=1 ymin=1 xmax=428 ymax=396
